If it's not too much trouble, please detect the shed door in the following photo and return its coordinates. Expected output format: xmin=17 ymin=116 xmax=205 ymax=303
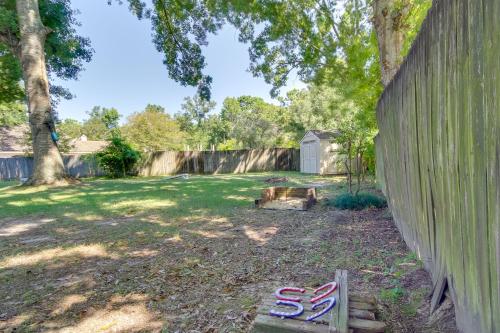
xmin=302 ymin=141 xmax=317 ymax=173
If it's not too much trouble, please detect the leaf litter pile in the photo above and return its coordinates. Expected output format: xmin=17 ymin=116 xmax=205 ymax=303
xmin=0 ymin=194 xmax=458 ymax=332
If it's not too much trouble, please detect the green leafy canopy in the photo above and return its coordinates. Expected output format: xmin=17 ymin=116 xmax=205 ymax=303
xmin=0 ymin=0 xmax=94 ymax=106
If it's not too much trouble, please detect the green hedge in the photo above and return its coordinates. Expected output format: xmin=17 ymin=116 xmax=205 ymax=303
xmin=329 ymin=192 xmax=387 ymax=210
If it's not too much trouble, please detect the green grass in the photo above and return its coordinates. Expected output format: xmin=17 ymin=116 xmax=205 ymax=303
xmin=0 ymin=172 xmax=343 ymax=258
xmin=380 ymin=286 xmax=406 ymax=303
xmin=0 ymin=172 xmax=338 ymax=220
xmin=0 ymin=172 xmax=429 ymax=332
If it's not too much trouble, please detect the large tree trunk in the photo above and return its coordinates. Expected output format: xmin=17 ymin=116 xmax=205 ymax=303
xmin=373 ymin=0 xmax=409 ymax=86
xmin=17 ymin=0 xmax=65 ymax=185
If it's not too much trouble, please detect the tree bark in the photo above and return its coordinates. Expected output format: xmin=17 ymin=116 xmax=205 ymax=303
xmin=373 ymin=0 xmax=408 ymax=86
xmin=16 ymin=0 xmax=65 ymax=185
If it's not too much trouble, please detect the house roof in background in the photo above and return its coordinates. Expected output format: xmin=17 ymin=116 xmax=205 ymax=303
xmin=0 ymin=124 xmax=29 ymax=152
xmin=302 ymin=130 xmax=341 ymax=142
xmin=69 ymin=139 xmax=108 ymax=153
xmin=0 ymin=125 xmax=107 ymax=154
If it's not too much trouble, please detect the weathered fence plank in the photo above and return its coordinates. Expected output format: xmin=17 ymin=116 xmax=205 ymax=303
xmin=376 ymin=0 xmax=500 ymax=332
xmin=0 ymin=149 xmax=300 ymax=180
xmin=0 ymin=154 xmax=105 ymax=180
xmin=138 ymin=148 xmax=299 ymax=177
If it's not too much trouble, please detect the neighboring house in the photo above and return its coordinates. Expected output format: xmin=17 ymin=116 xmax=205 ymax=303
xmin=0 ymin=124 xmax=29 ymax=157
xmin=68 ymin=135 xmax=108 ymax=155
xmin=0 ymin=126 xmax=107 ymax=157
xmin=300 ymin=130 xmax=346 ymax=175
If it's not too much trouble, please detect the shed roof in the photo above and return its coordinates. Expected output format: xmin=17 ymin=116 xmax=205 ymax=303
xmin=301 ymin=130 xmax=340 ymax=143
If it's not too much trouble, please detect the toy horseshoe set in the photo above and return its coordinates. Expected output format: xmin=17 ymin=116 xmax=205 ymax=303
xmin=269 ymin=282 xmax=338 ymax=322
xmin=251 ymin=270 xmax=386 ymax=333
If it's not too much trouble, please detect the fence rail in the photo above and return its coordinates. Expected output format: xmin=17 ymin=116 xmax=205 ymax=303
xmin=0 ymin=148 xmax=300 ymax=180
xmin=376 ymin=1 xmax=500 ymax=332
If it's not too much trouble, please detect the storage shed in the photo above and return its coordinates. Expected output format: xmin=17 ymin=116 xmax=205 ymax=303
xmin=300 ymin=130 xmax=345 ymax=175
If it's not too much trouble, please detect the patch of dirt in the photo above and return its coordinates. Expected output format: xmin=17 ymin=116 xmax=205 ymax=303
xmin=260 ymin=198 xmax=306 ymax=210
xmin=0 ymin=202 xmax=457 ymax=332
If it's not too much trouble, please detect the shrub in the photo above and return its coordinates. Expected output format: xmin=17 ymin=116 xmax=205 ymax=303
xmin=380 ymin=287 xmax=406 ymax=304
xmin=330 ymin=192 xmax=387 ymax=210
xmin=96 ymin=136 xmax=141 ymax=178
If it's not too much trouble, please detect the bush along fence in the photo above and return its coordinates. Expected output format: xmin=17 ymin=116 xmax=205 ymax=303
xmin=0 ymin=148 xmax=300 ymax=180
xmin=376 ymin=1 xmax=499 ymax=332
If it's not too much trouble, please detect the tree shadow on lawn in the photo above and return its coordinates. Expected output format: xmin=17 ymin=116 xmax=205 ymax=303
xmin=0 ymin=207 xmax=437 ymax=332
xmin=0 ymin=174 xmax=435 ymax=332
xmin=0 ymin=172 xmax=342 ymax=222
xmin=0 ymin=175 xmax=265 ymax=220
xmin=0 ymin=204 xmax=317 ymax=332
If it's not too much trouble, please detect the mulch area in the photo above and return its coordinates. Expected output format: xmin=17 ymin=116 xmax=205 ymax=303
xmin=0 ymin=203 xmax=457 ymax=332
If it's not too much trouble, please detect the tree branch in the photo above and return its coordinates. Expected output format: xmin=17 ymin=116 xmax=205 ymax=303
xmin=0 ymin=30 xmax=21 ymax=58
xmin=159 ymin=2 xmax=188 ymax=58
xmin=318 ymin=0 xmax=342 ymax=43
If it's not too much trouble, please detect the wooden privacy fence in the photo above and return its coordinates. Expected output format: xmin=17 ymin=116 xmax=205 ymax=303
xmin=0 ymin=149 xmax=299 ymax=180
xmin=0 ymin=155 xmax=104 ymax=180
xmin=376 ymin=1 xmax=499 ymax=332
xmin=138 ymin=148 xmax=299 ymax=176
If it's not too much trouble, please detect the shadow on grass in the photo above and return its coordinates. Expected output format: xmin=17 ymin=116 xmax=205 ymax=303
xmin=0 ymin=172 xmax=354 ymax=332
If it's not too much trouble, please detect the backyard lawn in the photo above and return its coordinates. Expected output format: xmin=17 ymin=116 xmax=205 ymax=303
xmin=0 ymin=173 xmax=451 ymax=332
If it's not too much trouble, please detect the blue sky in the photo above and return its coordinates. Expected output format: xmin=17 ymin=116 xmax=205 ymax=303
xmin=54 ymin=1 xmax=305 ymax=122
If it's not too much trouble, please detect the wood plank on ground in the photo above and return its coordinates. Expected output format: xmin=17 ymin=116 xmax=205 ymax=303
xmin=251 ymin=314 xmax=328 ymax=333
xmin=329 ymin=269 xmax=348 ymax=333
xmin=348 ymin=318 xmax=386 ymax=333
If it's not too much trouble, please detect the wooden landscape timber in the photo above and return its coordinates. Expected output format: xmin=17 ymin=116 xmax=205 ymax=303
xmin=255 ymin=186 xmax=317 ymax=211
xmin=251 ymin=270 xmax=386 ymax=333
xmin=375 ymin=0 xmax=500 ymax=332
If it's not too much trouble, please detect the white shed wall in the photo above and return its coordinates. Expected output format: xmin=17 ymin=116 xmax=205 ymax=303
xmin=319 ymin=140 xmax=345 ymax=175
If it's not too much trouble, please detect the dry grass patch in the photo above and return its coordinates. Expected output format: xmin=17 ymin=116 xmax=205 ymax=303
xmin=0 ymin=173 xmax=455 ymax=332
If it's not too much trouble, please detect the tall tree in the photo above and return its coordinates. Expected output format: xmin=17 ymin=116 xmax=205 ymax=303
xmin=372 ymin=0 xmax=431 ymax=86
xmin=220 ymin=96 xmax=293 ymax=149
xmin=17 ymin=0 xmax=64 ymax=184
xmin=0 ymin=0 xmax=92 ymax=184
xmin=175 ymin=94 xmax=220 ymax=150
xmin=122 ymin=104 xmax=186 ymax=152
xmin=81 ymin=106 xmax=121 ymax=140
xmin=179 ymin=95 xmax=216 ymax=127
xmin=212 ymin=0 xmax=430 ymax=92
xmin=372 ymin=0 xmax=407 ymax=86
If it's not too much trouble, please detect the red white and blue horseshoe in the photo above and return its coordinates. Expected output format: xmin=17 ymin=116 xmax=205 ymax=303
xmin=306 ymin=296 xmax=337 ymax=321
xmin=310 ymin=281 xmax=337 ymax=303
xmin=274 ymin=287 xmax=306 ymax=302
xmin=269 ymin=300 xmax=304 ymax=319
